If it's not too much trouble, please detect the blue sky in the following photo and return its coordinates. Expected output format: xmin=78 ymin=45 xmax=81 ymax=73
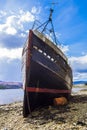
xmin=0 ymin=0 xmax=87 ymax=82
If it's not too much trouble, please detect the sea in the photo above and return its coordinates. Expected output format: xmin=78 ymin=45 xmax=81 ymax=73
xmin=0 ymin=89 xmax=24 ymax=105
xmin=0 ymin=87 xmax=85 ymax=105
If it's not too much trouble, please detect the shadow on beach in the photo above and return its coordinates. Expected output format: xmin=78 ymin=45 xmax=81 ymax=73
xmin=0 ymin=92 xmax=87 ymax=129
xmin=71 ymin=94 xmax=87 ymax=103
xmin=23 ymin=93 xmax=87 ymax=127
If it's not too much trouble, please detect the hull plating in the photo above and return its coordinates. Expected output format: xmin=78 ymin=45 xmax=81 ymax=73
xmin=22 ymin=30 xmax=72 ymax=117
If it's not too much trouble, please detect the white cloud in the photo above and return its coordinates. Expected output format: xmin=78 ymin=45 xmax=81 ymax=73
xmin=69 ymin=55 xmax=87 ymax=81
xmin=73 ymin=72 xmax=87 ymax=82
xmin=6 ymin=15 xmax=16 ymax=26
xmin=0 ymin=15 xmax=17 ymax=35
xmin=0 ymin=7 xmax=40 ymax=35
xmin=55 ymin=32 xmax=62 ymax=39
xmin=31 ymin=6 xmax=37 ymax=14
xmin=0 ymin=10 xmax=7 ymax=17
xmin=59 ymin=44 xmax=69 ymax=54
xmin=19 ymin=11 xmax=35 ymax=22
xmin=0 ymin=46 xmax=22 ymax=60
xmin=6 ymin=27 xmax=17 ymax=35
xmin=19 ymin=33 xmax=26 ymax=38
xmin=0 ymin=24 xmax=17 ymax=35
xmin=31 ymin=6 xmax=41 ymax=14
xmin=69 ymin=55 xmax=87 ymax=67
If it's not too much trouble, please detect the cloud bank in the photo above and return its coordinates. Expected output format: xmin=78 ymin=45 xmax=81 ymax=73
xmin=0 ymin=46 xmax=22 ymax=60
xmin=0 ymin=6 xmax=41 ymax=82
xmin=69 ymin=55 xmax=87 ymax=81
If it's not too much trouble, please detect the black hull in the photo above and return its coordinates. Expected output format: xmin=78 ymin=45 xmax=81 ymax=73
xmin=22 ymin=30 xmax=72 ymax=117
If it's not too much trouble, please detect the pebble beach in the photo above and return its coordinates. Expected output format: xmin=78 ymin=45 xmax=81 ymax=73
xmin=0 ymin=86 xmax=87 ymax=130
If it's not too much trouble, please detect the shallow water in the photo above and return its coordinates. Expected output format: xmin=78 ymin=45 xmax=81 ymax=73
xmin=72 ymin=87 xmax=84 ymax=93
xmin=0 ymin=87 xmax=85 ymax=105
xmin=0 ymin=89 xmax=24 ymax=105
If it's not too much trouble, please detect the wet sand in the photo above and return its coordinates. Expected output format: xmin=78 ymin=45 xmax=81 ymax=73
xmin=0 ymin=87 xmax=87 ymax=130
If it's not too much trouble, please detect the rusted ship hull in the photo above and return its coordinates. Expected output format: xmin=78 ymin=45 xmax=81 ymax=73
xmin=22 ymin=30 xmax=72 ymax=117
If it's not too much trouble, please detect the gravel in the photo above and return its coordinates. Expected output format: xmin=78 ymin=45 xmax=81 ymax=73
xmin=0 ymin=87 xmax=87 ymax=130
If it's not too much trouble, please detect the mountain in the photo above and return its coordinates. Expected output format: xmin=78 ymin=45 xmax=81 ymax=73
xmin=0 ymin=81 xmax=22 ymax=89
xmin=0 ymin=80 xmax=87 ymax=89
xmin=73 ymin=81 xmax=87 ymax=85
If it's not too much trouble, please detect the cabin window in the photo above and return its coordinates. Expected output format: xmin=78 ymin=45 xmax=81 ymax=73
xmin=38 ymin=49 xmax=43 ymax=53
xmin=51 ymin=58 xmax=54 ymax=62
xmin=33 ymin=45 xmax=38 ymax=50
xmin=47 ymin=55 xmax=51 ymax=59
xmin=43 ymin=52 xmax=47 ymax=56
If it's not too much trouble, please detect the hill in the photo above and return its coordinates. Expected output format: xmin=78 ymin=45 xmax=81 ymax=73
xmin=0 ymin=81 xmax=22 ymax=89
xmin=73 ymin=81 xmax=87 ymax=85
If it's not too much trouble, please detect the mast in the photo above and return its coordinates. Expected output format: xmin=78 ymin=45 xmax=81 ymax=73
xmin=32 ymin=6 xmax=58 ymax=45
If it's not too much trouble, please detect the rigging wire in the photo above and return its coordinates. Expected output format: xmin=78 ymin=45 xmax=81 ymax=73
xmin=32 ymin=1 xmax=60 ymax=46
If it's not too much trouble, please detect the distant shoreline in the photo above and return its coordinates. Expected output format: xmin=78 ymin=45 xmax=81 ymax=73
xmin=0 ymin=88 xmax=22 ymax=89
